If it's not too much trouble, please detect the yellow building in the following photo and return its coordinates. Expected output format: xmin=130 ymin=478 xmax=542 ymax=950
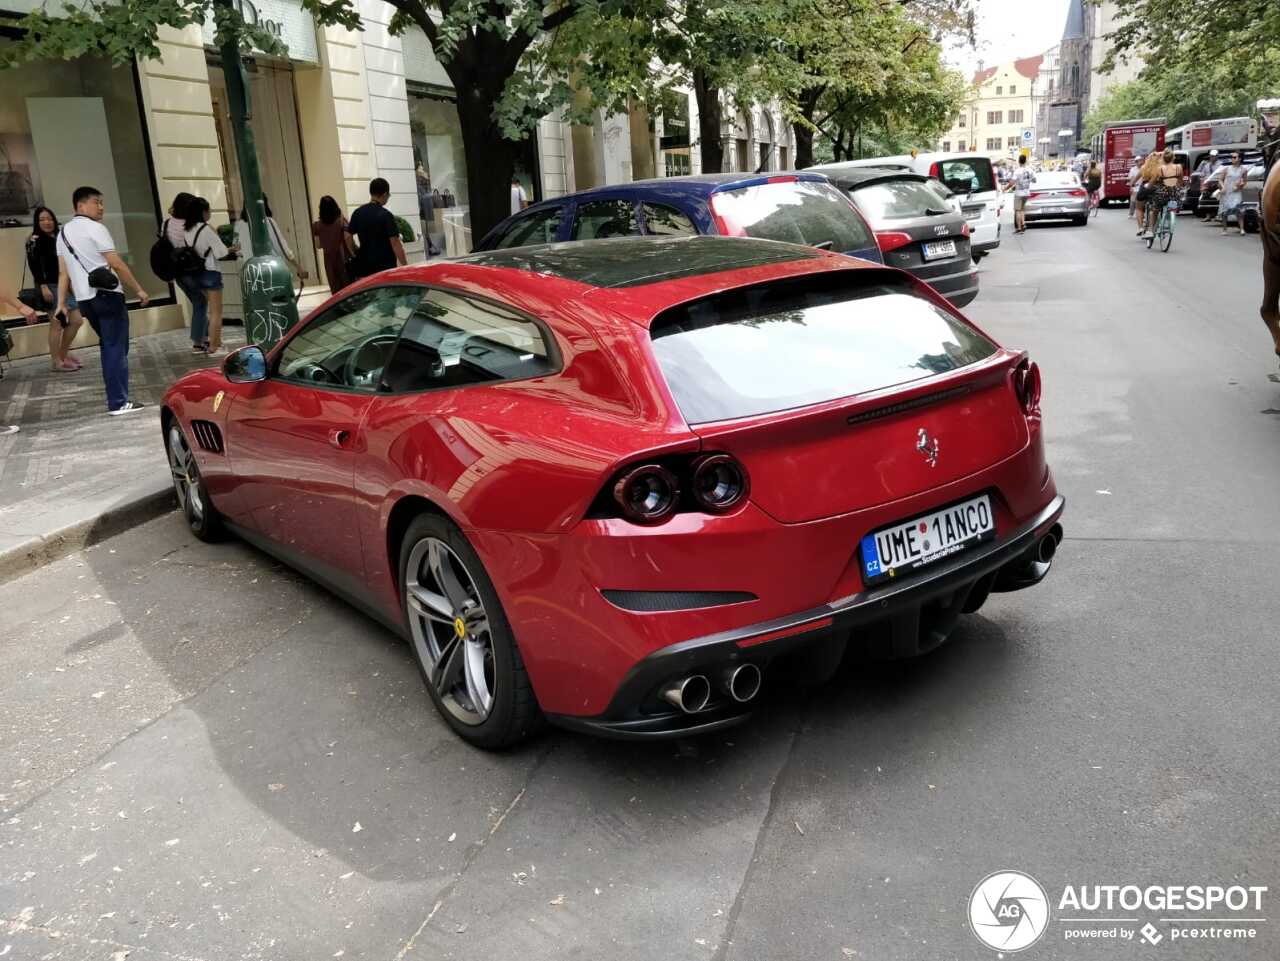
xmin=937 ymin=56 xmax=1044 ymax=162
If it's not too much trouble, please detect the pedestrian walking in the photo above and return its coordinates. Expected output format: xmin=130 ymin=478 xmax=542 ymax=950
xmin=1215 ymin=152 xmax=1249 ymax=236
xmin=26 ymin=206 xmax=84 ymax=372
xmin=346 ymin=178 xmax=406 ymax=280
xmin=163 ymin=192 xmax=210 ymax=354
xmin=1005 ymin=153 xmax=1034 ymax=233
xmin=54 ymin=186 xmax=150 ymax=415
xmin=236 ymin=196 xmax=308 ymax=281
xmin=510 ymin=175 xmax=529 ymax=217
xmin=183 ymin=196 xmax=238 ymax=358
xmin=312 ymin=195 xmax=351 ymax=295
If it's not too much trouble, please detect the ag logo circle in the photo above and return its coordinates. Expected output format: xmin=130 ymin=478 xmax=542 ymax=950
xmin=968 ymin=870 xmax=1050 ymax=952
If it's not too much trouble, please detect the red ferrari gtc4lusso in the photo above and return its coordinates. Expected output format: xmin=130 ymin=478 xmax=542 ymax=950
xmin=161 ymin=235 xmax=1064 ymax=748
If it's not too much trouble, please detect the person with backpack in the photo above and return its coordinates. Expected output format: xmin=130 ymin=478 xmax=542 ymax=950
xmin=183 ymin=196 xmax=238 ymax=358
xmin=154 ymin=192 xmax=214 ymax=354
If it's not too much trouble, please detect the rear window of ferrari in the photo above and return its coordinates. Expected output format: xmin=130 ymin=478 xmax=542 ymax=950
xmin=649 ymin=273 xmax=997 ymax=424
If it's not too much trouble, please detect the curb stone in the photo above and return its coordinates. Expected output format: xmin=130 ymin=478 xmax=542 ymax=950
xmin=0 ymin=484 xmax=177 ymax=585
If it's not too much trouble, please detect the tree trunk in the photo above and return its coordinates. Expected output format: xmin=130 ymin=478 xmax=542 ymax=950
xmin=446 ymin=45 xmax=523 ymax=248
xmin=692 ymin=68 xmax=724 ymax=174
xmin=792 ymin=121 xmax=814 ymax=169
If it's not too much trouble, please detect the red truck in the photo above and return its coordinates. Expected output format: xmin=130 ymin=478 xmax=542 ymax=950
xmin=1090 ymin=118 xmax=1166 ymax=205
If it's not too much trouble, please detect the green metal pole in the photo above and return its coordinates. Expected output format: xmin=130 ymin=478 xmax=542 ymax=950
xmin=215 ymin=0 xmax=299 ymax=350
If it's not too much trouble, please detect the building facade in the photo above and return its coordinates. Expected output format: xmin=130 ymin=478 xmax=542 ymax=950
xmin=0 ymin=0 xmax=793 ymax=359
xmin=937 ymin=56 xmax=1043 ymax=161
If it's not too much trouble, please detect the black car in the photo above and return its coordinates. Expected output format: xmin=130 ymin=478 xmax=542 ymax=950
xmin=825 ymin=168 xmax=978 ymax=307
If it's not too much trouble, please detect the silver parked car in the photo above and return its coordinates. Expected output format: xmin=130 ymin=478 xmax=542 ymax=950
xmin=1024 ymin=171 xmax=1090 ymax=226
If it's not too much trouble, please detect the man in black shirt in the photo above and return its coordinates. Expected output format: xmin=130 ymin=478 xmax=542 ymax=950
xmin=346 ymin=177 xmax=407 ymax=279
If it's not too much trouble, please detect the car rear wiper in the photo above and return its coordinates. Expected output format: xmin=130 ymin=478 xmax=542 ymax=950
xmin=925 ymin=207 xmax=951 ymax=216
xmin=813 ymin=240 xmax=834 ymax=250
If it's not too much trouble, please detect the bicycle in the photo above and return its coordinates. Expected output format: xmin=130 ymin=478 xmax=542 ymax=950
xmin=1147 ymin=198 xmax=1178 ymax=251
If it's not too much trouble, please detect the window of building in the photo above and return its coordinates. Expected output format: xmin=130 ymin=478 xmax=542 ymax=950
xmin=958 ymin=115 xmax=966 ymax=128
xmin=1010 ymin=85 xmax=1017 ymax=95
xmin=659 ymin=90 xmax=692 ymax=178
xmin=407 ymin=84 xmax=470 ymax=256
xmin=987 ymin=111 xmax=1003 ymax=125
xmin=1009 ymin=109 xmax=1024 ymax=124
xmin=942 ymin=141 xmax=951 ymax=152
xmin=986 ymin=138 xmax=1001 ymax=151
xmin=380 ymin=288 xmax=555 ymax=393
xmin=1007 ymin=137 xmax=1019 ymax=148
xmin=996 ymin=86 xmax=1003 ymax=95
xmin=0 ymin=43 xmax=168 ymax=321
xmin=958 ymin=140 xmax=966 ymax=151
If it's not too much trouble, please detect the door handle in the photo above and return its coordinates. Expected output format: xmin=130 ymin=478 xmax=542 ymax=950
xmin=328 ymin=428 xmax=351 ymax=449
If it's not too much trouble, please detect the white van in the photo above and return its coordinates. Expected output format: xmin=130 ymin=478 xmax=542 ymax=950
xmin=808 ymin=153 xmax=1002 ymax=262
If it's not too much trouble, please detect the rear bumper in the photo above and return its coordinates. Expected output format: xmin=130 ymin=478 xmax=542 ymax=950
xmin=916 ymin=263 xmax=979 ymax=307
xmin=1025 ymin=204 xmax=1089 ymax=220
xmin=546 ymin=493 xmax=1065 ymax=740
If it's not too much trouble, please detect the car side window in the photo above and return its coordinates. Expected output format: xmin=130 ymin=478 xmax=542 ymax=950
xmin=571 ymin=199 xmax=639 ymax=240
xmin=380 ymin=289 xmax=556 ymax=394
xmin=277 ymin=286 xmax=424 ymax=391
xmin=641 ymin=202 xmax=696 ymax=236
xmin=492 ymin=206 xmax=563 ymax=249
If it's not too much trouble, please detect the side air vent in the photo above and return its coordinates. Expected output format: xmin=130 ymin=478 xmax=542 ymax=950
xmin=845 ymin=385 xmax=971 ymax=427
xmin=190 ymin=420 xmax=224 ymax=454
xmin=601 ymin=590 xmax=757 ymax=612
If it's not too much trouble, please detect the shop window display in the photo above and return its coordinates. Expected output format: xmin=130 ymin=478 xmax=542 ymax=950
xmin=0 ymin=46 xmax=166 ymax=321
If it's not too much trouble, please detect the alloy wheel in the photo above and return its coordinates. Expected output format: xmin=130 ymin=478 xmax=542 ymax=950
xmin=404 ymin=537 xmax=496 ymax=725
xmin=167 ymin=425 xmax=204 ymax=523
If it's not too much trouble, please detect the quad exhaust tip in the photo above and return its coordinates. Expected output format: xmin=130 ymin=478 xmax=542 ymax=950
xmin=662 ymin=674 xmax=711 ymax=714
xmin=722 ymin=663 xmax=762 ymax=703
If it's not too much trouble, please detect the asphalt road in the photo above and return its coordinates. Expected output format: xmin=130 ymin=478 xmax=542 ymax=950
xmin=2 ymin=206 xmax=1279 ymax=961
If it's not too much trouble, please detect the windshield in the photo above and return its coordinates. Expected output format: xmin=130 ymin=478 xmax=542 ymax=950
xmin=1032 ymin=173 xmax=1080 ymax=188
xmin=710 ymin=180 xmax=876 ymax=253
xmin=933 ymin=159 xmax=996 ymax=195
xmin=650 ymin=274 xmax=997 ymax=424
xmin=850 ymin=180 xmax=954 ymax=221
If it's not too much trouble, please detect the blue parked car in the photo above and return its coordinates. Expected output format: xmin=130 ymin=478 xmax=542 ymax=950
xmin=474 ymin=172 xmax=884 ymax=264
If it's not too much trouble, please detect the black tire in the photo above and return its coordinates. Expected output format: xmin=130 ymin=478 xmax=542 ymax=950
xmin=1075 ymin=216 xmax=1088 ymax=226
xmin=398 ymin=512 xmax=541 ymax=748
xmin=165 ymin=419 xmax=224 ymax=542
xmin=972 ymin=250 xmax=986 ymax=264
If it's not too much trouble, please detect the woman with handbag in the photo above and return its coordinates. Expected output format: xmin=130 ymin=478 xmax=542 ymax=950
xmin=25 ymin=206 xmax=84 ymax=372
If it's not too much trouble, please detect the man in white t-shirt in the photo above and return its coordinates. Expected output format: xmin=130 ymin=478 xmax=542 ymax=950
xmin=510 ymin=176 xmax=528 ymax=217
xmin=55 ymin=186 xmax=151 ymax=415
xmin=1004 ymin=154 xmax=1035 ymax=233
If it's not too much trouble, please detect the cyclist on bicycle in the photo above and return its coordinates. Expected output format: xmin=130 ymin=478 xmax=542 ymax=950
xmin=1143 ymin=148 xmax=1184 ymax=239
xmin=1086 ymin=161 xmax=1102 ymax=208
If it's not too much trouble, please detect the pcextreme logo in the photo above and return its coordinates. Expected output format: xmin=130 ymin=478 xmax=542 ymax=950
xmin=967 ymin=873 xmax=1269 ymax=952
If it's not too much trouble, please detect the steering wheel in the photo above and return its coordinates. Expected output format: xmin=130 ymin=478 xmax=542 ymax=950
xmin=342 ymin=332 xmax=402 ymax=388
xmin=291 ymin=362 xmax=339 ymax=385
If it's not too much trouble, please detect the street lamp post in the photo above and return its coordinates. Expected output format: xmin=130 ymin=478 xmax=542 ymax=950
xmin=214 ymin=0 xmax=299 ymax=351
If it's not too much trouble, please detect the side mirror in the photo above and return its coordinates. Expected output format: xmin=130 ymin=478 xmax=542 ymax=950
xmin=224 ymin=345 xmax=267 ymax=384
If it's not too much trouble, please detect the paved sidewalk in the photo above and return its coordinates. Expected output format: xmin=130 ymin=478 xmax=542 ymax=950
xmin=0 ymin=326 xmax=246 ymax=582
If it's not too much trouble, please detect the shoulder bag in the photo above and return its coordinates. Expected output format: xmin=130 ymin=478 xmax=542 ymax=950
xmin=59 ymin=222 xmax=119 ymax=291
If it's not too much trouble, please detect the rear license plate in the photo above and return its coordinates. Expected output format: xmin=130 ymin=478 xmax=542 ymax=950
xmin=860 ymin=495 xmax=995 ymax=585
xmin=922 ymin=240 xmax=957 ymax=261
xmin=964 ymin=209 xmax=982 ymax=221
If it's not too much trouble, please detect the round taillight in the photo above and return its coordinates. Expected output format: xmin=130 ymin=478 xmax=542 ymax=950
xmin=613 ymin=464 xmax=679 ymax=524
xmin=1016 ymin=361 xmax=1042 ymax=414
xmin=691 ymin=454 xmax=749 ymax=513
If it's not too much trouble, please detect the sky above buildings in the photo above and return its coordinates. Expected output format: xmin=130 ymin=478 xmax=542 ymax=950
xmin=946 ymin=0 xmax=1070 ymax=78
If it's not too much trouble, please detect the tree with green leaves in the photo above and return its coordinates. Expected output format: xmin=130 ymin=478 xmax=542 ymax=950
xmin=1099 ymin=0 xmax=1280 ymax=94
